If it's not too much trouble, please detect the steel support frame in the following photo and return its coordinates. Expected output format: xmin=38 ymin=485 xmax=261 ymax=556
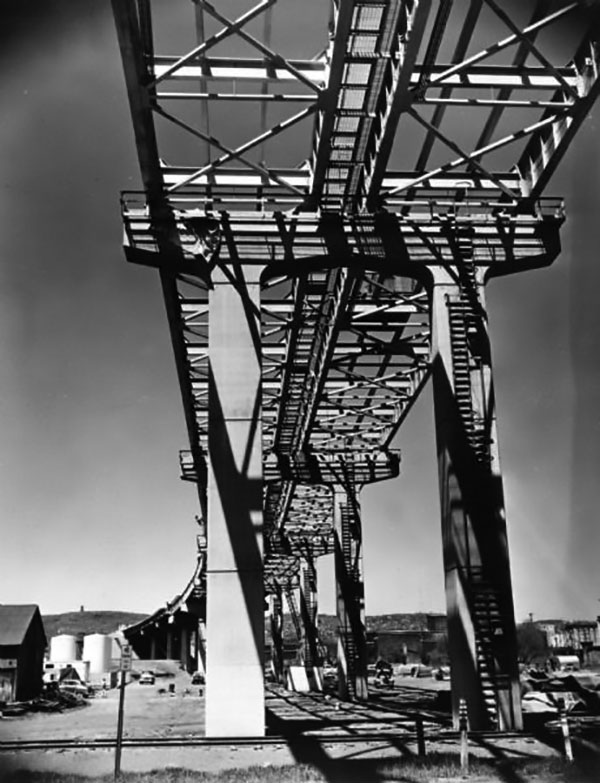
xmin=112 ymin=0 xmax=600 ymax=739
xmin=269 ymin=589 xmax=285 ymax=684
xmin=151 ymin=57 xmax=578 ymax=91
xmin=429 ymin=263 xmax=522 ymax=731
xmin=515 ymin=29 xmax=600 ymax=198
xmin=299 ymin=551 xmax=321 ymax=670
xmin=333 ymin=482 xmax=368 ymax=701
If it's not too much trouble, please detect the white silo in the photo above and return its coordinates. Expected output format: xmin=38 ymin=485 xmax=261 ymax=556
xmin=50 ymin=634 xmax=78 ymax=662
xmin=83 ymin=633 xmax=112 ymax=674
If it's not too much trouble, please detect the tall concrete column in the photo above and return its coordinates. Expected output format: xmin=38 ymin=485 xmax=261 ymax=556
xmin=333 ymin=483 xmax=368 ymax=700
xmin=269 ymin=589 xmax=284 ymax=684
xmin=166 ymin=627 xmax=173 ymax=659
xmin=197 ymin=620 xmax=207 ymax=675
xmin=180 ymin=626 xmax=189 ymax=671
xmin=205 ymin=265 xmax=264 ymax=737
xmin=430 ymin=265 xmax=522 ymax=731
xmin=299 ymin=553 xmax=320 ymax=668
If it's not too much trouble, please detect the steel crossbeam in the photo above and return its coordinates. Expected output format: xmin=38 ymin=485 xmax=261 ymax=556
xmin=113 ymin=0 xmax=599 ymax=608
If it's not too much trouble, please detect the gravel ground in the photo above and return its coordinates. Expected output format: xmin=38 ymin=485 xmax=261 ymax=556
xmin=0 ymin=673 xmax=571 ymax=779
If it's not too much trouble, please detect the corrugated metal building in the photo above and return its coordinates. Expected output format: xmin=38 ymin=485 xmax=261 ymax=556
xmin=0 ymin=604 xmax=46 ymax=702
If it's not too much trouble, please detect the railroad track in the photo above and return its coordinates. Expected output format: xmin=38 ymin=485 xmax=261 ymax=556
xmin=0 ymin=729 xmax=534 ymax=752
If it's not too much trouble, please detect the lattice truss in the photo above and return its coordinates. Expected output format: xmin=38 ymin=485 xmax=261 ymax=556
xmin=114 ymin=0 xmax=600 ymax=590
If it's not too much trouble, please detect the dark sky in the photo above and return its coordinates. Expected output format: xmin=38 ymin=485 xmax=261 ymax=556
xmin=1 ymin=1 xmax=600 ymax=623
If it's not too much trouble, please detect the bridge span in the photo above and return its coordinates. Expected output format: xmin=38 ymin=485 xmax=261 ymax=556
xmin=112 ymin=0 xmax=600 ymax=737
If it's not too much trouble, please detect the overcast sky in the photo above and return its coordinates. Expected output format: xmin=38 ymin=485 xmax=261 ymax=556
xmin=1 ymin=1 xmax=599 ymax=625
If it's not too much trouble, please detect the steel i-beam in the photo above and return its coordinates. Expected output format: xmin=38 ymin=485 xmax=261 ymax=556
xmin=333 ymin=482 xmax=368 ymax=701
xmin=269 ymin=589 xmax=284 ymax=684
xmin=299 ymin=552 xmax=321 ymax=670
xmin=429 ymin=242 xmax=522 ymax=731
xmin=280 ymin=449 xmax=400 ymax=701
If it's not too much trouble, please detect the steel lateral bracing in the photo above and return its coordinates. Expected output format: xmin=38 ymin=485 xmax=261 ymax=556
xmin=113 ymin=0 xmax=600 ymax=735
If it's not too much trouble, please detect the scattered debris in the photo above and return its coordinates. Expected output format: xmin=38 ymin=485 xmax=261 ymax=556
xmin=0 ymin=683 xmax=91 ymax=718
xmin=521 ymin=672 xmax=600 ymax=722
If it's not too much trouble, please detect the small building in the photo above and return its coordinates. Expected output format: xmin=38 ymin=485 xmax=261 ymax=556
xmin=550 ymin=654 xmax=581 ymax=672
xmin=536 ymin=619 xmax=599 ymax=651
xmin=564 ymin=621 xmax=598 ymax=650
xmin=374 ymin=629 xmax=446 ymax=664
xmin=536 ymin=621 xmax=559 ymax=647
xmin=0 ymin=605 xmax=47 ymax=702
xmin=425 ymin=613 xmax=447 ymax=634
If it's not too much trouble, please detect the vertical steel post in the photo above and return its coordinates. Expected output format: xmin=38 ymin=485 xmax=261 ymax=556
xmin=333 ymin=483 xmax=368 ymax=700
xmin=299 ymin=553 xmax=320 ymax=670
xmin=459 ymin=697 xmax=469 ymax=773
xmin=269 ymin=589 xmax=284 ymax=684
xmin=180 ymin=626 xmax=188 ymax=671
xmin=430 ymin=265 xmax=522 ymax=731
xmin=416 ymin=715 xmax=426 ymax=756
xmin=114 ymin=649 xmax=129 ymax=782
xmin=114 ymin=674 xmax=126 ymax=780
xmin=558 ymin=699 xmax=574 ymax=762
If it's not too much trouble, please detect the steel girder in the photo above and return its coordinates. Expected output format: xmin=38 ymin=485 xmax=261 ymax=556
xmin=113 ymin=0 xmax=599 ymax=593
xmin=119 ymin=201 xmax=563 ymax=589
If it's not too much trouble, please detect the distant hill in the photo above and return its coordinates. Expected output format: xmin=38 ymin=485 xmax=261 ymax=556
xmin=42 ymin=610 xmax=442 ymax=643
xmin=274 ymin=612 xmax=439 ymax=644
xmin=42 ymin=610 xmax=147 ymax=639
xmin=367 ymin=613 xmax=433 ymax=633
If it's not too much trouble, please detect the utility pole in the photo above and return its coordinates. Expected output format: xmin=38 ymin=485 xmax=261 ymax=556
xmin=114 ymin=643 xmax=132 ymax=780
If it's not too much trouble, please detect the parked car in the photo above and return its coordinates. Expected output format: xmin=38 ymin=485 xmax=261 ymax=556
xmin=411 ymin=664 xmax=434 ymax=678
xmin=191 ymin=671 xmax=205 ymax=685
xmin=322 ymin=664 xmax=337 ymax=683
xmin=139 ymin=671 xmax=155 ymax=685
xmin=59 ymin=679 xmax=91 ymax=697
xmin=375 ymin=660 xmax=394 ymax=686
xmin=367 ymin=661 xmax=394 ymax=687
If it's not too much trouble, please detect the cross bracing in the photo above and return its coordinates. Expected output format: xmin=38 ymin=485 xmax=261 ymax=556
xmin=122 ymin=195 xmax=563 ymax=587
xmin=114 ymin=0 xmax=597 ymax=588
xmin=113 ymin=0 xmax=600 ymax=732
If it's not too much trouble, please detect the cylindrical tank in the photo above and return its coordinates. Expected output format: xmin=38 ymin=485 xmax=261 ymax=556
xmin=50 ymin=634 xmax=78 ymax=662
xmin=83 ymin=633 xmax=112 ymax=674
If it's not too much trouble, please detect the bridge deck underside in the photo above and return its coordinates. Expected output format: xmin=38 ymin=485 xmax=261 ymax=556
xmin=113 ymin=0 xmax=599 ymax=726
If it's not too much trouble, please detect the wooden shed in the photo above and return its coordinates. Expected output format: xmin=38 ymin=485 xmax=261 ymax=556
xmin=0 ymin=604 xmax=47 ymax=702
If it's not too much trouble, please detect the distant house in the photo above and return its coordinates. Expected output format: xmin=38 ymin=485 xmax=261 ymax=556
xmin=536 ymin=619 xmax=599 ymax=654
xmin=0 ymin=605 xmax=46 ymax=702
xmin=372 ymin=616 xmax=447 ymax=664
xmin=564 ymin=621 xmax=598 ymax=650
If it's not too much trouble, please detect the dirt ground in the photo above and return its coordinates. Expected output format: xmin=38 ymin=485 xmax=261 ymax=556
xmin=0 ymin=672 xmax=575 ymax=779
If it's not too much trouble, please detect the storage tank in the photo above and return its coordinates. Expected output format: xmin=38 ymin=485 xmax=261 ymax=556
xmin=83 ymin=633 xmax=112 ymax=674
xmin=50 ymin=634 xmax=78 ymax=662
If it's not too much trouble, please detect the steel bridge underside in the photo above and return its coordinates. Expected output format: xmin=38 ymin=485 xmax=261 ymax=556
xmin=113 ymin=0 xmax=600 ymax=737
